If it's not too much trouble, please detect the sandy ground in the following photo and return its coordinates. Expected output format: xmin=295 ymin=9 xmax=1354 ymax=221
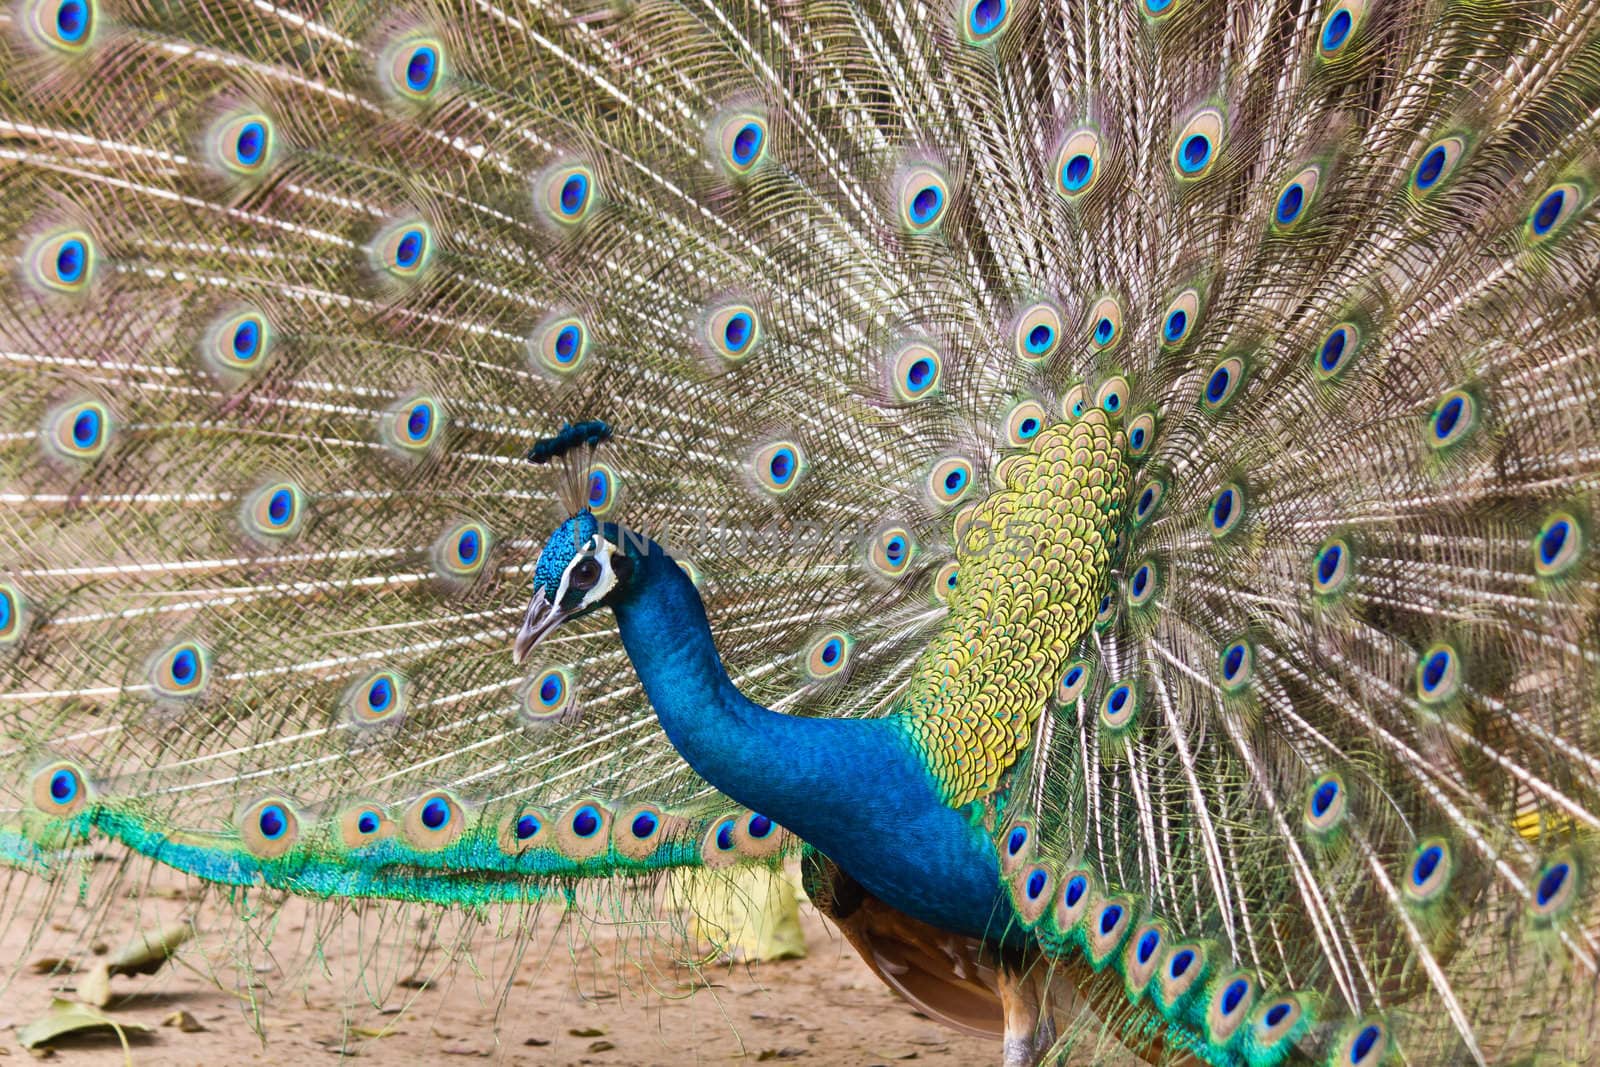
xmin=0 ymin=870 xmax=995 ymax=1067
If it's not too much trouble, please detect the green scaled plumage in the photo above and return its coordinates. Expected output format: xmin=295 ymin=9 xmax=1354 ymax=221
xmin=4 ymin=0 xmax=1600 ymax=1064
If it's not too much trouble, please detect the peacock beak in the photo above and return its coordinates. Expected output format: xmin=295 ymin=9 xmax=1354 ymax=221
xmin=512 ymin=595 xmax=568 ymax=666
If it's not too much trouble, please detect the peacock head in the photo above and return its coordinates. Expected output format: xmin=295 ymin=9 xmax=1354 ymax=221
xmin=513 ymin=509 xmax=637 ymax=665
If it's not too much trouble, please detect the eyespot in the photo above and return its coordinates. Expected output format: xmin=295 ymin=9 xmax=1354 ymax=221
xmin=1318 ymin=1 xmax=1365 ymax=58
xmin=578 ymin=461 xmax=617 ymax=516
xmin=715 ymin=110 xmax=768 ymax=174
xmin=241 ymin=797 xmax=300 ymax=859
xmin=27 ymin=0 xmax=96 ymax=51
xmin=705 ymin=302 xmax=762 ymax=361
xmin=1206 ymin=974 xmax=1255 ymax=1043
xmin=889 ymin=341 xmax=942 ymax=400
xmin=44 ymin=400 xmax=110 ymax=461
xmin=1314 ymin=322 xmax=1360 ymax=379
xmin=1201 ymin=356 xmax=1244 ymax=411
xmin=962 ymin=0 xmax=1008 ymax=43
xmin=1172 ymin=108 xmax=1224 ymax=179
xmin=1529 ymin=856 xmax=1578 ymax=919
xmin=1055 ymin=129 xmax=1103 ymax=200
xmin=1414 ymin=642 xmax=1460 ymax=705
xmin=1087 ymin=297 xmax=1123 ymax=349
xmin=1273 ymin=166 xmax=1321 ymax=228
xmin=0 ymin=583 xmax=26 ymax=645
xmin=1533 ymin=511 xmax=1583 ymax=577
xmin=1312 ymin=538 xmax=1351 ymax=595
xmin=25 ymin=230 xmax=96 ymax=294
xmin=805 ymin=631 xmax=852 ymax=680
xmin=344 ymin=670 xmax=407 ymax=725
xmin=1428 ymin=389 xmax=1477 ymax=449
xmin=370 ymin=219 xmax=433 ymax=279
xmin=1304 ymin=772 xmax=1347 ymax=833
xmin=1201 ymin=484 xmax=1241 ymax=539
xmin=1126 ymin=562 xmax=1157 ymax=608
xmin=1160 ymin=288 xmax=1200 ymax=347
xmin=933 ymin=561 xmax=959 ymax=602
xmin=1218 ymin=639 xmax=1252 ymax=692
xmin=869 ymin=527 xmax=916 ymax=577
xmin=209 ymin=112 xmax=276 ymax=177
xmin=31 ymin=760 xmax=90 ymax=816
xmin=150 ymin=641 xmax=209 ymax=699
xmin=384 ymin=35 xmax=445 ymax=101
xmin=431 ymin=520 xmax=491 ymax=581
xmin=1340 ymin=1021 xmax=1389 ymax=1067
xmin=1086 ymin=899 xmax=1133 ymax=964
xmin=1527 ymin=182 xmax=1583 ymax=242
xmin=1057 ymin=659 xmax=1092 ymax=704
xmin=1132 ymin=478 xmax=1165 ymax=526
xmin=1101 ymin=682 xmax=1138 ymax=729
xmin=522 ymin=667 xmax=577 ymax=727
xmin=339 ymin=804 xmax=393 ymax=848
xmin=1157 ymin=944 xmax=1206 ymax=1008
xmin=530 ymin=314 xmax=590 ymax=375
xmin=1123 ymin=412 xmax=1156 ymax=458
xmin=1015 ymin=302 xmax=1064 ymax=363
xmin=244 ymin=481 xmax=305 ymax=539
xmin=1404 ymin=837 xmax=1453 ymax=903
xmin=1251 ymin=994 xmax=1304 ymax=1049
xmin=1143 ymin=0 xmax=1176 ymax=15
xmin=1413 ymin=136 xmax=1465 ymax=194
xmin=1094 ymin=591 xmax=1116 ymax=629
xmin=1060 ymin=384 xmax=1089 ymax=420
xmin=537 ymin=161 xmax=597 ymax=225
xmin=752 ymin=439 xmax=805 ymax=495
xmin=202 ymin=308 xmax=273 ymax=376
xmin=403 ymin=790 xmax=466 ymax=850
xmin=1004 ymin=400 xmax=1048 ymax=447
xmin=896 ymin=164 xmax=949 ymax=232
xmin=383 ymin=395 xmax=442 ymax=455
xmin=1094 ymin=375 xmax=1129 ymax=418
xmin=927 ymin=456 xmax=974 ymax=506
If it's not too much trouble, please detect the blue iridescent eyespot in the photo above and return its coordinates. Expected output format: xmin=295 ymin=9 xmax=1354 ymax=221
xmin=1007 ymin=826 xmax=1028 ymax=856
xmin=1143 ymin=0 xmax=1174 ymax=13
xmin=711 ymin=104 xmax=770 ymax=177
xmin=522 ymin=667 xmax=577 ymax=726
xmin=1305 ymin=773 xmax=1346 ymax=832
xmin=1126 ymin=563 xmax=1155 ymax=606
xmin=242 ymin=798 xmax=299 ymax=855
xmin=1219 ymin=640 xmax=1252 ymax=691
xmin=1536 ymin=862 xmax=1570 ymax=908
xmin=1127 ymin=413 xmax=1154 ymax=456
xmin=1316 ymin=323 xmax=1360 ymax=379
xmin=1173 ymin=109 xmax=1223 ymax=178
xmin=1528 ymin=182 xmax=1582 ymax=241
xmin=1063 ymin=875 xmax=1088 ymax=908
xmin=386 ymin=396 xmax=441 ymax=454
xmin=0 ymin=584 xmax=23 ymax=645
xmin=28 ymin=0 xmax=96 ymax=51
xmin=1055 ymin=129 xmax=1102 ymax=200
xmin=806 ymin=631 xmax=852 ymax=679
xmin=1102 ymin=683 xmax=1137 ymax=728
xmin=748 ymin=814 xmax=774 ymax=838
xmin=1415 ymin=642 xmax=1460 ymax=704
xmin=870 ymin=527 xmax=915 ymax=577
xmin=706 ymin=303 xmax=762 ymax=361
xmin=1347 ymin=1022 xmax=1386 ymax=1065
xmin=151 ymin=641 xmax=209 ymax=699
xmin=1005 ymin=400 xmax=1047 ymax=447
xmin=1321 ymin=8 xmax=1353 ymax=53
xmin=1161 ymin=289 xmax=1200 ymax=347
xmin=1221 ymin=978 xmax=1250 ymax=1015
xmin=1057 ymin=659 xmax=1092 ymax=703
xmin=456 ymin=528 xmax=480 ymax=564
xmin=538 ymin=162 xmax=597 ymax=225
xmin=1404 ymin=837 xmax=1452 ymax=902
xmin=627 ymin=811 xmax=657 ymax=839
xmin=1429 ymin=389 xmax=1477 ymax=449
xmin=1137 ymin=930 xmax=1160 ymax=964
xmin=750 ymin=438 xmax=804 ymax=494
xmin=258 ymin=804 xmax=288 ymax=840
xmin=434 ymin=521 xmax=491 ymax=580
xmin=210 ymin=113 xmax=276 ymax=176
xmin=1015 ymin=302 xmax=1064 ymax=363
xmin=203 ymin=308 xmax=274 ymax=376
xmin=358 ymin=811 xmax=381 ymax=835
xmin=715 ymin=817 xmax=736 ymax=851
xmin=928 ymin=456 xmax=974 ymax=506
xmin=371 ymin=219 xmax=433 ymax=278
xmin=1025 ymin=869 xmax=1047 ymax=899
xmin=26 ymin=230 xmax=96 ymax=295
xmin=1098 ymin=903 xmax=1124 ymax=936
xmin=1277 ymin=184 xmax=1304 ymax=224
xmin=382 ymin=34 xmax=445 ymax=101
xmin=570 ymin=804 xmax=600 ymax=838
xmin=1210 ymin=484 xmax=1243 ymax=537
xmin=46 ymin=400 xmax=110 ymax=461
xmin=897 ymin=164 xmax=950 ymax=231
xmin=1412 ymin=136 xmax=1465 ymax=194
xmin=1313 ymin=538 xmax=1351 ymax=595
xmin=345 ymin=670 xmax=405 ymax=724
xmin=531 ymin=314 xmax=590 ymax=375
xmin=1133 ymin=479 xmax=1164 ymax=525
xmin=892 ymin=342 xmax=942 ymax=400
xmin=422 ymin=798 xmax=449 ymax=829
xmin=1534 ymin=511 xmax=1583 ymax=577
xmin=1169 ymin=949 xmax=1195 ymax=978
xmin=586 ymin=462 xmax=618 ymax=515
xmin=1202 ymin=357 xmax=1244 ymax=410
xmin=964 ymin=0 xmax=1008 ymax=41
xmin=49 ymin=769 xmax=78 ymax=804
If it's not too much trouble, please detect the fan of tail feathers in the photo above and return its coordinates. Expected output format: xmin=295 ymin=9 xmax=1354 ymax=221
xmin=2 ymin=0 xmax=1600 ymax=1062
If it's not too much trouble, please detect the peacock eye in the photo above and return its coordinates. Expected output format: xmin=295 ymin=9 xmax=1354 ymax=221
xmin=571 ymin=558 xmax=602 ymax=588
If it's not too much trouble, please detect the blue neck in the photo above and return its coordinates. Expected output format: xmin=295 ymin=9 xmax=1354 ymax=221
xmin=609 ymin=539 xmax=1009 ymax=939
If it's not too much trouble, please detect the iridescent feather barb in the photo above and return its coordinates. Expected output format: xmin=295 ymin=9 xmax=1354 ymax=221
xmin=3 ymin=0 xmax=1600 ymax=1065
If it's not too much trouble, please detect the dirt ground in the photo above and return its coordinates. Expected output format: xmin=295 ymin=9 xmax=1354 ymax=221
xmin=0 ymin=871 xmax=995 ymax=1067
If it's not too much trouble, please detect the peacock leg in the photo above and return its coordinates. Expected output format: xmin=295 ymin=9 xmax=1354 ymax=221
xmin=998 ymin=963 xmax=1047 ymax=1067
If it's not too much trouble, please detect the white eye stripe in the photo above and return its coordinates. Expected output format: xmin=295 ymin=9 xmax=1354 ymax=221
xmin=556 ymin=534 xmax=619 ymax=610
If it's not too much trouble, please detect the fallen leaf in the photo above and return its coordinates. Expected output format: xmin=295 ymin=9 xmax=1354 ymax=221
xmin=756 ymin=1049 xmax=806 ymax=1061
xmin=868 ymin=1049 xmax=918 ymax=1061
xmin=587 ymin=1040 xmax=615 ymax=1053
xmin=106 ymin=922 xmax=192 ymax=976
xmin=397 ymin=977 xmax=430 ymax=990
xmin=16 ymin=999 xmax=149 ymax=1057
xmin=348 ymin=1026 xmax=393 ymax=1039
xmin=161 ymin=1010 xmax=206 ymax=1033
xmin=523 ymin=1038 xmax=551 ymax=1047
xmin=568 ymin=1026 xmax=607 ymax=1037
xmin=440 ymin=1044 xmax=488 ymax=1056
xmin=27 ymin=960 xmax=70 ymax=975
xmin=76 ymin=965 xmax=112 ymax=1009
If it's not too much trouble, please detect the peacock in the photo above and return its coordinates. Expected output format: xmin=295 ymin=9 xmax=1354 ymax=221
xmin=2 ymin=0 xmax=1599 ymax=1062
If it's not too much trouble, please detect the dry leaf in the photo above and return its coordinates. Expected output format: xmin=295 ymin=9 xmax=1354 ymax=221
xmin=161 ymin=1010 xmax=206 ymax=1033
xmin=756 ymin=1049 xmax=807 ymax=1061
xmin=568 ymin=1026 xmax=607 ymax=1037
xmin=76 ymin=964 xmax=112 ymax=1009
xmin=587 ymin=1040 xmax=615 ymax=1053
xmin=16 ymin=998 xmax=149 ymax=1062
xmin=523 ymin=1038 xmax=550 ymax=1047
xmin=106 ymin=923 xmax=192 ymax=976
xmin=868 ymin=1049 xmax=918 ymax=1061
